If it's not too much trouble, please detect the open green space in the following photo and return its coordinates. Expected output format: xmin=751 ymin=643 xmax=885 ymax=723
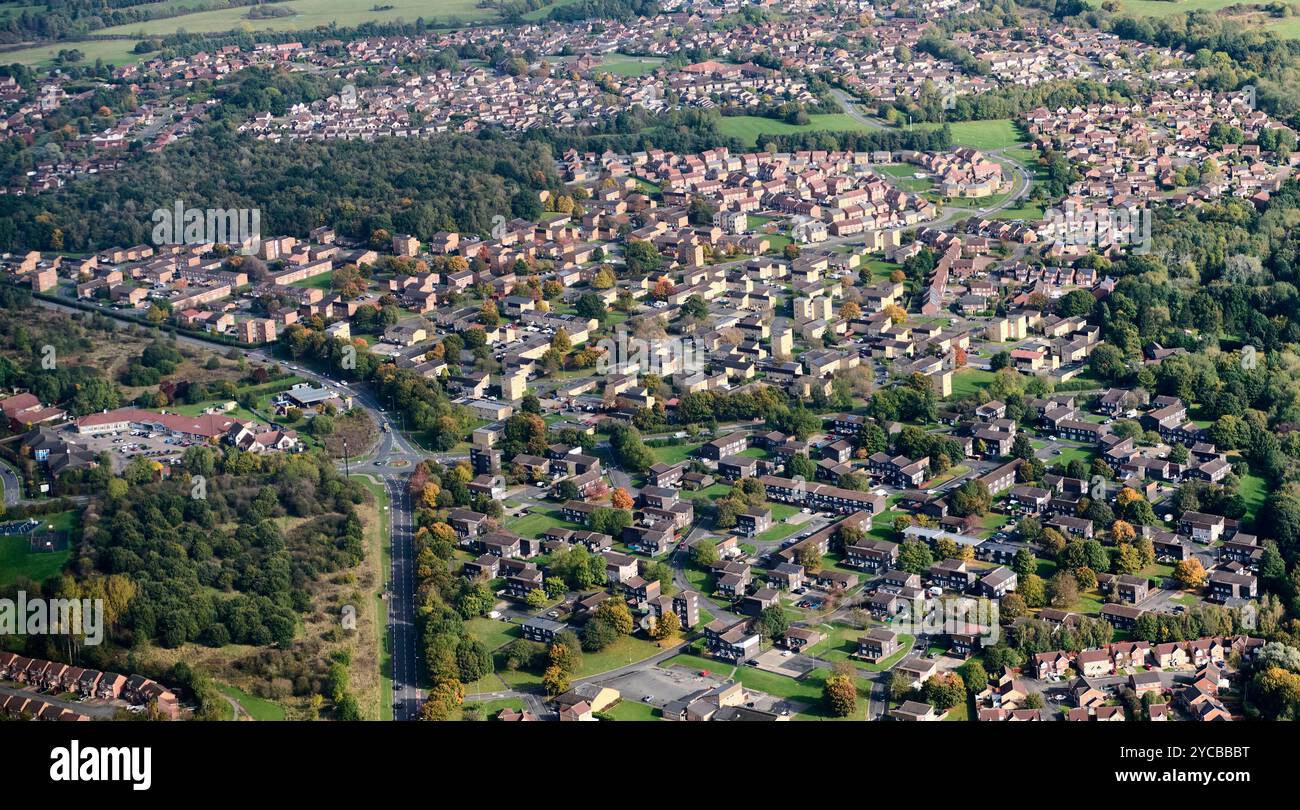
xmin=214 ymin=682 xmax=286 ymax=721
xmin=596 ymin=55 xmax=665 ymax=76
xmin=948 ymin=367 xmax=998 ymax=400
xmin=504 ymin=506 xmax=582 ymax=540
xmin=756 ymin=521 xmax=800 ymax=543
xmin=718 ymin=114 xmax=878 ymax=147
xmin=648 ymin=442 xmax=701 ymax=466
xmin=0 ymin=511 xmax=75 ymax=587
xmin=603 ymin=700 xmax=660 ymax=720
xmin=904 ymin=118 xmax=1026 ymax=151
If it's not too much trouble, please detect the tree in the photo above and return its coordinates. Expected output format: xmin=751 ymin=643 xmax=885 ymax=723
xmin=923 ymin=672 xmax=965 ymax=711
xmin=1011 ymin=434 xmax=1035 ymax=460
xmin=420 ymin=678 xmax=464 ymax=721
xmin=1046 ymin=571 xmax=1079 ymax=608
xmin=652 ymin=609 xmax=680 ymax=642
xmin=544 ymin=576 xmax=567 ymax=599
xmin=525 ymin=588 xmax=549 ymax=609
xmin=948 ymin=479 xmax=991 ymax=517
xmin=898 ymin=540 xmax=934 ymax=574
xmin=823 ymin=667 xmax=858 ymax=717
xmin=1174 ymin=558 xmax=1208 ymax=589
xmin=542 ymin=665 xmax=570 ymax=696
xmin=456 ymin=638 xmax=493 ymax=683
xmin=1113 ymin=543 xmax=1142 ymax=575
xmin=595 ymin=599 xmax=635 ymax=635
xmin=756 ymin=605 xmax=790 ymax=642
xmin=1019 ymin=573 xmax=1047 ymax=608
xmin=956 ymin=659 xmax=987 ymax=695
xmin=581 ymin=616 xmax=620 ymax=651
xmin=1012 ymin=548 xmax=1037 ymax=578
xmin=611 ymin=487 xmax=634 ymax=510
xmin=795 ymin=543 xmax=822 ymax=572
xmin=1000 ymin=592 xmax=1028 ymax=620
xmin=692 ymin=538 xmax=719 ymax=567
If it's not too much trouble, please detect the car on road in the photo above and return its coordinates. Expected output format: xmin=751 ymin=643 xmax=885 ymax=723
xmin=641 ymin=695 xmax=654 ymax=703
xmin=547 ymin=610 xmax=560 ymax=619
xmin=745 ymin=659 xmax=759 ymax=667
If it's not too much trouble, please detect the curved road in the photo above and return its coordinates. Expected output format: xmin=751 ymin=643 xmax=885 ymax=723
xmin=32 ymin=296 xmax=432 ymax=721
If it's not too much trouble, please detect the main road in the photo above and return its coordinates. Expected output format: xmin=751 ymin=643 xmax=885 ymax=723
xmin=31 ymin=295 xmax=433 ymax=720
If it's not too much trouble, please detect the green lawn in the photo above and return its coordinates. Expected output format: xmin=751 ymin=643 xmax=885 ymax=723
xmin=875 ymin=163 xmax=935 ymax=193
xmin=603 ymin=700 xmax=660 ymax=720
xmin=719 ymin=114 xmax=878 ymax=147
xmin=290 ymin=270 xmax=336 ymax=290
xmin=351 ymin=473 xmax=392 ymax=720
xmin=807 ymin=623 xmax=916 ymax=672
xmin=948 ymin=368 xmax=997 ymax=400
xmin=4 ymin=0 xmax=498 ymax=65
xmin=756 ymin=521 xmax=800 ymax=543
xmin=1238 ymin=469 xmax=1268 ymax=523
xmin=573 ymin=634 xmax=666 ymax=678
xmin=661 ymin=652 xmax=736 ymax=678
xmin=466 ymin=697 xmax=525 ymax=720
xmin=1114 ymin=0 xmax=1300 ymax=35
xmin=649 ymin=442 xmax=701 ymax=466
xmin=1070 ymin=590 xmax=1106 ymax=616
xmin=597 ymin=55 xmax=665 ymax=76
xmin=2 ymin=38 xmax=147 ymax=68
xmin=504 ymin=507 xmax=582 ymax=540
xmin=214 ymin=683 xmax=286 ymax=721
xmin=905 ymin=118 xmax=1027 ymax=151
xmin=0 ymin=511 xmax=75 ymax=587
xmin=1048 ymin=445 xmax=1096 ymax=468
xmin=98 ymin=0 xmax=491 ymax=37
xmin=464 ymin=617 xmax=520 ymax=653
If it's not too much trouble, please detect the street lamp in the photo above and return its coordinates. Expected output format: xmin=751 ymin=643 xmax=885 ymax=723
xmin=343 ymin=438 xmax=350 ymax=478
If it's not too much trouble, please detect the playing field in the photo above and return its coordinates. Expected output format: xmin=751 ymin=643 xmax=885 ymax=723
xmin=2 ymin=0 xmax=496 ymax=65
xmin=1114 ymin=0 xmax=1300 ymax=37
xmin=96 ymin=0 xmax=491 ymax=37
xmin=719 ymin=114 xmax=878 ymax=147
xmin=597 ymin=55 xmax=665 ymax=76
xmin=904 ymin=118 xmax=1027 ymax=151
xmin=2 ymin=38 xmax=148 ymax=68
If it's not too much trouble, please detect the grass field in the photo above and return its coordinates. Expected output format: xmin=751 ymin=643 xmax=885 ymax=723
xmin=597 ymin=55 xmax=665 ymax=76
xmin=807 ymin=623 xmax=915 ymax=672
xmin=0 ymin=511 xmax=75 ymax=587
xmin=504 ymin=506 xmax=582 ymax=539
xmin=98 ymin=0 xmax=491 ymax=38
xmin=904 ymin=118 xmax=1027 ymax=151
xmin=948 ymin=367 xmax=998 ymax=400
xmin=876 ymin=163 xmax=936 ymax=193
xmin=2 ymin=0 xmax=496 ymax=65
xmin=1238 ymin=469 xmax=1268 ymax=523
xmin=215 ymin=683 xmax=286 ymax=721
xmin=1111 ymin=0 xmax=1300 ymax=38
xmin=572 ymin=635 xmax=666 ymax=678
xmin=603 ymin=700 xmax=660 ymax=720
xmin=2 ymin=38 xmax=148 ymax=68
xmin=719 ymin=114 xmax=878 ymax=147
xmin=756 ymin=521 xmax=800 ymax=543
xmin=648 ymin=442 xmax=701 ymax=466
